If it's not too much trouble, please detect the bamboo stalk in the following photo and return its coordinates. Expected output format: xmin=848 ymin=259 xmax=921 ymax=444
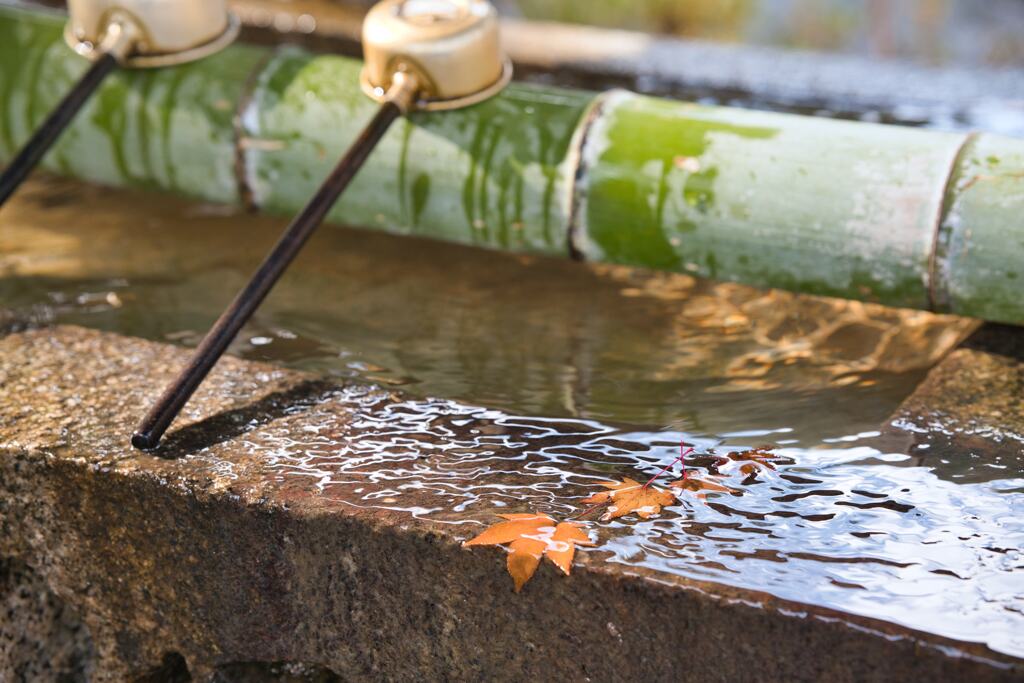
xmin=241 ymin=47 xmax=593 ymax=255
xmin=1 ymin=5 xmax=1023 ymax=325
xmin=571 ymin=90 xmax=965 ymax=308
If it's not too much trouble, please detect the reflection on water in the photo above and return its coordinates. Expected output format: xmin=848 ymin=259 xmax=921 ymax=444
xmin=181 ymin=383 xmax=1024 ymax=659
xmin=4 ymin=178 xmax=1018 ymax=658
xmin=0 ymin=177 xmax=974 ymax=443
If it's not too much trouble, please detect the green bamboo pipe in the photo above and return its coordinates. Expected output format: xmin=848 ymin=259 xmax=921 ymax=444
xmin=2 ymin=4 xmax=1022 ymax=324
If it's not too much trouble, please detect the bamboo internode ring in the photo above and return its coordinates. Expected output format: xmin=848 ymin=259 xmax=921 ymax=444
xmin=64 ymin=0 xmax=239 ymax=68
xmin=361 ymin=0 xmax=513 ymax=111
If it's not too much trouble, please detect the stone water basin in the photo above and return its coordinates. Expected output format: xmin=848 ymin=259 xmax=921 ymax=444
xmin=1 ymin=177 xmax=1020 ymax=679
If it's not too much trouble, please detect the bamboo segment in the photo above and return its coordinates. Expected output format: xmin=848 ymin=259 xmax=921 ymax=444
xmin=573 ymin=91 xmax=967 ymax=308
xmin=2 ymin=5 xmax=1023 ymax=324
xmin=936 ymin=134 xmax=1024 ymax=322
xmin=0 ymin=5 xmax=265 ymax=204
xmin=241 ymin=48 xmax=592 ymax=254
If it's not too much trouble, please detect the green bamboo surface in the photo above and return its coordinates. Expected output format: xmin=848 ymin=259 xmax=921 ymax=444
xmin=1 ymin=4 xmax=1023 ymax=324
xmin=575 ymin=91 xmax=965 ymax=307
xmin=935 ymin=134 xmax=1024 ymax=322
xmin=243 ymin=48 xmax=591 ymax=254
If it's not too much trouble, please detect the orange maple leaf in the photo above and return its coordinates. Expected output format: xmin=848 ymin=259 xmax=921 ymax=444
xmin=671 ymin=475 xmax=740 ymax=499
xmin=463 ymin=514 xmax=594 ymax=592
xmin=581 ymin=478 xmax=677 ymax=520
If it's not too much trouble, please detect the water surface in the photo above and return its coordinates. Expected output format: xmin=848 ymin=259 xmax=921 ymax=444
xmin=189 ymin=383 xmax=1024 ymax=660
xmin=1 ymin=178 xmax=972 ymax=440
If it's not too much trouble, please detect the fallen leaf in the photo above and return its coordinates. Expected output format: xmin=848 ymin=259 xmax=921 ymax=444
xmin=581 ymin=478 xmax=677 ymax=520
xmin=739 ymin=463 xmax=761 ymax=479
xmin=463 ymin=514 xmax=593 ymax=591
xmin=671 ymin=475 xmax=740 ymax=499
xmin=728 ymin=446 xmax=779 ymax=471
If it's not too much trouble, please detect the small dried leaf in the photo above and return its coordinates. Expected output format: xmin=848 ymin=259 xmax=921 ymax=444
xmin=464 ymin=514 xmax=594 ymax=591
xmin=728 ymin=446 xmax=779 ymax=471
xmin=581 ymin=478 xmax=677 ymax=520
xmin=671 ymin=475 xmax=740 ymax=499
xmin=738 ymin=463 xmax=764 ymax=484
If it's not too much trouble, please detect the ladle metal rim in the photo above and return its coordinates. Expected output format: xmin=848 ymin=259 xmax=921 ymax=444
xmin=64 ymin=12 xmax=241 ymax=69
xmin=359 ymin=57 xmax=512 ymax=111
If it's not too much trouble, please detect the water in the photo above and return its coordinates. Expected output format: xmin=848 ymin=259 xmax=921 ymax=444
xmin=1 ymin=178 xmax=973 ymax=441
xmin=182 ymin=384 xmax=1024 ymax=661
xmin=4 ymin=177 xmax=1022 ymax=660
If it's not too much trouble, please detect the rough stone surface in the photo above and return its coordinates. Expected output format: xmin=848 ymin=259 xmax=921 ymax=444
xmin=881 ymin=324 xmax=1024 ymax=481
xmin=1 ymin=326 xmax=1021 ymax=682
xmin=0 ymin=558 xmax=94 ymax=681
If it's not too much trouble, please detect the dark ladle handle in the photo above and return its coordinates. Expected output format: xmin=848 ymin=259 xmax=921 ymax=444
xmin=132 ymin=96 xmax=407 ymax=450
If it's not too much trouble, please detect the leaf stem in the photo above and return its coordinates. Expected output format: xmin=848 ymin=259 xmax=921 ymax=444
xmin=642 ymin=444 xmax=694 ymax=490
xmin=570 ymin=499 xmax=610 ymax=521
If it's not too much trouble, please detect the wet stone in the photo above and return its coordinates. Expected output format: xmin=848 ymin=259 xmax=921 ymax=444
xmin=882 ymin=324 xmax=1024 ymax=483
xmin=0 ymin=326 xmax=1021 ymax=681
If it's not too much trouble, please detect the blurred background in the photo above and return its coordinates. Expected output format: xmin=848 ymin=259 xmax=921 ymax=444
xmin=501 ymin=0 xmax=1024 ymax=68
xmin=210 ymin=0 xmax=1023 ymax=133
xmin=26 ymin=0 xmax=1024 ymax=69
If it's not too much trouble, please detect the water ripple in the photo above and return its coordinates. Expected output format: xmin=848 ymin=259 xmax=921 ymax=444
xmin=185 ymin=387 xmax=1024 ymax=659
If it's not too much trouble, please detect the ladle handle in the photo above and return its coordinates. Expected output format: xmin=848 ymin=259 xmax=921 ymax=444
xmin=0 ymin=52 xmax=117 ymax=208
xmin=132 ymin=92 xmax=410 ymax=451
